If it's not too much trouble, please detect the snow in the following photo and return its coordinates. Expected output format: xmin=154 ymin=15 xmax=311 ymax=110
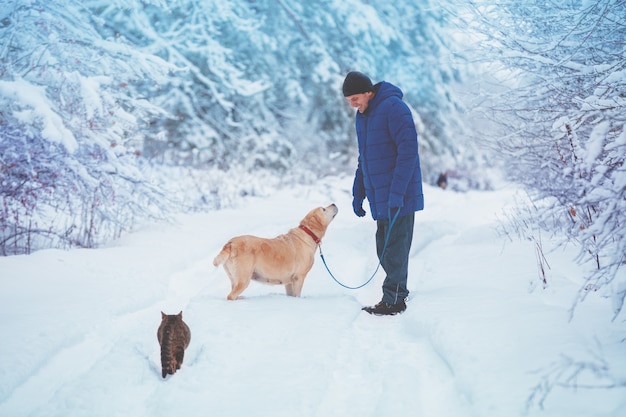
xmin=0 ymin=78 xmax=78 ymax=153
xmin=1 ymin=177 xmax=625 ymax=417
xmin=340 ymin=0 xmax=394 ymax=46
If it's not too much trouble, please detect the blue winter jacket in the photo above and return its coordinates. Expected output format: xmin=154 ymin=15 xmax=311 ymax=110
xmin=352 ymin=81 xmax=424 ymax=220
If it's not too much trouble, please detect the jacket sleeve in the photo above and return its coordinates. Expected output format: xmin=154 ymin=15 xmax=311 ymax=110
xmin=387 ymin=99 xmax=418 ymax=208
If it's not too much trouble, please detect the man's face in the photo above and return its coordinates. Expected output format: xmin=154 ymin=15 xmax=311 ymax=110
xmin=345 ymin=92 xmax=374 ymax=114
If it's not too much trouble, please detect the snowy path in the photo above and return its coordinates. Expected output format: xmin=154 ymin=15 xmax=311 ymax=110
xmin=314 ymin=312 xmax=467 ymax=417
xmin=1 ymin=178 xmax=624 ymax=417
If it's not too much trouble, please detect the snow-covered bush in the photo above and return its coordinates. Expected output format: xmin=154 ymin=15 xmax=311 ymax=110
xmin=0 ymin=0 xmax=174 ymax=253
xmin=462 ymin=0 xmax=625 ymax=314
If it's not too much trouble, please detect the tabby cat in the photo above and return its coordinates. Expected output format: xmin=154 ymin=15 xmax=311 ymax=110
xmin=157 ymin=311 xmax=191 ymax=378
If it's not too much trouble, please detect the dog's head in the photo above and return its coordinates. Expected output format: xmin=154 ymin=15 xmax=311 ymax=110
xmin=300 ymin=204 xmax=338 ymax=239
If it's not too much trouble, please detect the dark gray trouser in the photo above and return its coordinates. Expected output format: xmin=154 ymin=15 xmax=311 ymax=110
xmin=376 ymin=213 xmax=414 ymax=305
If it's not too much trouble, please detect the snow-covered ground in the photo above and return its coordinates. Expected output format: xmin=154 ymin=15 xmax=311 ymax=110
xmin=1 ymin=176 xmax=624 ymax=417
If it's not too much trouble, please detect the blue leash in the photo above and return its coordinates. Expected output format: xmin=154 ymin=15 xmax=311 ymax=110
xmin=319 ymin=208 xmax=401 ymax=290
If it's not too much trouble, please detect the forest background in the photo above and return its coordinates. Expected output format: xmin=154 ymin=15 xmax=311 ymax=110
xmin=1 ymin=0 xmax=624 ymax=357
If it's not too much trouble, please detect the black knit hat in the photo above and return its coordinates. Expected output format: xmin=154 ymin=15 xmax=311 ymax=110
xmin=342 ymin=71 xmax=373 ymax=97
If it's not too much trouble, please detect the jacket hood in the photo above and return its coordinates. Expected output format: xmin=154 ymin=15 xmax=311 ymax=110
xmin=365 ymin=82 xmax=403 ymax=114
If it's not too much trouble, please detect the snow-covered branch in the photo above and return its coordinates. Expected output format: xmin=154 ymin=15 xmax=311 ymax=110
xmin=463 ymin=0 xmax=626 ymax=316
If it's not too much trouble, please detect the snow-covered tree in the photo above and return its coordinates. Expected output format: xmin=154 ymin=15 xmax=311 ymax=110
xmin=461 ymin=0 xmax=626 ymax=315
xmin=86 ymin=0 xmax=472 ymax=181
xmin=0 ymin=0 xmax=174 ymax=254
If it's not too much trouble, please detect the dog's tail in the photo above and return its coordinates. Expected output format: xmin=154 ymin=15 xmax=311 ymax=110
xmin=212 ymin=242 xmax=231 ymax=267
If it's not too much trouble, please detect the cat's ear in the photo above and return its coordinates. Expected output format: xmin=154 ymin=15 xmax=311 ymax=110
xmin=177 ymin=311 xmax=183 ymax=318
xmin=161 ymin=311 xmax=166 ymax=319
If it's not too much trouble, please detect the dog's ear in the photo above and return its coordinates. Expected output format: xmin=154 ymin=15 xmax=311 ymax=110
xmin=306 ymin=209 xmax=325 ymax=232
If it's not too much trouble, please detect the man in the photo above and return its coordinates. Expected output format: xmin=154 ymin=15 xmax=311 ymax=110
xmin=343 ymin=71 xmax=424 ymax=316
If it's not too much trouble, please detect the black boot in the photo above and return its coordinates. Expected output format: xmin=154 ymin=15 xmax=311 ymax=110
xmin=362 ymin=300 xmax=406 ymax=316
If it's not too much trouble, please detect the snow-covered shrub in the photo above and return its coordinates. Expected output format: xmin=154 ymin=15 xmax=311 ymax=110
xmin=0 ymin=0 xmax=174 ymax=253
xmin=462 ymin=0 xmax=625 ymax=313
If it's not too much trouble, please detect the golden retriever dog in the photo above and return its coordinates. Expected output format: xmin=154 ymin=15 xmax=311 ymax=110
xmin=213 ymin=204 xmax=338 ymax=300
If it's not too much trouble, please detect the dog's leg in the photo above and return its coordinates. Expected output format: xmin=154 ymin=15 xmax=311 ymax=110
xmin=286 ymin=274 xmax=305 ymax=297
xmin=227 ymin=280 xmax=250 ymax=300
xmin=285 ymin=282 xmax=295 ymax=297
xmin=225 ymin=263 xmax=252 ymax=300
